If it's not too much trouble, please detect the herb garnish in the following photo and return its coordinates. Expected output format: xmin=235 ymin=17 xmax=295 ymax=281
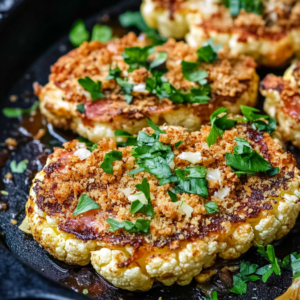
xmin=197 ymin=39 xmax=221 ymax=63
xmin=256 ymin=244 xmax=281 ymax=282
xmin=206 ymin=107 xmax=237 ymax=147
xmin=116 ymin=78 xmax=134 ymax=104
xmin=203 ymin=291 xmax=218 ymax=300
xmin=77 ymin=104 xmax=85 ymax=114
xmin=230 ymin=261 xmax=260 ymax=294
xmin=77 ymin=136 xmax=98 ymax=151
xmin=122 ymin=46 xmax=154 ymax=72
xmin=100 ymin=150 xmax=122 ymax=174
xmin=181 ymin=61 xmax=208 ymax=85
xmin=69 ymin=20 xmax=89 ymax=47
xmin=205 ymin=202 xmax=220 ymax=214
xmin=91 ymin=24 xmax=112 ymax=42
xmin=72 ymin=194 xmax=100 ymax=216
xmin=175 ymin=141 xmax=183 ymax=149
xmin=130 ymin=178 xmax=155 ymax=217
xmin=167 ymin=190 xmax=178 ymax=202
xmin=114 ymin=129 xmax=138 ymax=147
xmin=150 ymin=52 xmax=167 ymax=69
xmin=78 ymin=77 xmax=104 ymax=101
xmin=10 ymin=160 xmax=27 ymax=173
xmin=290 ymin=253 xmax=300 ymax=279
xmin=240 ymin=105 xmax=276 ymax=134
xmin=225 ymin=137 xmax=279 ymax=177
xmin=224 ymin=0 xmax=264 ymax=17
xmin=106 ymin=218 xmax=151 ymax=233
xmin=119 ymin=11 xmax=166 ymax=45
xmin=3 ymin=102 xmax=39 ymax=118
xmin=106 ymin=66 xmax=122 ymax=80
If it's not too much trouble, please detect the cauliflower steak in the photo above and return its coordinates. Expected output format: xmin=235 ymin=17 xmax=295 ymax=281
xmin=26 ymin=118 xmax=300 ymax=291
xmin=35 ymin=33 xmax=258 ymax=143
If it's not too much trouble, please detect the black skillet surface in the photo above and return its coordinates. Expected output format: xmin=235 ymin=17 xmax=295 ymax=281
xmin=1 ymin=1 xmax=300 ymax=299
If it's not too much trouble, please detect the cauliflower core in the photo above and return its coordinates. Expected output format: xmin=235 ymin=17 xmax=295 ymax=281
xmin=141 ymin=0 xmax=300 ymax=67
xmin=35 ymin=33 xmax=258 ymax=143
xmin=261 ymin=60 xmax=300 ymax=148
xmin=26 ymin=125 xmax=300 ymax=291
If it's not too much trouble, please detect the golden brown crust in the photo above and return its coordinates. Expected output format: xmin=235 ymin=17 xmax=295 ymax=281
xmin=30 ymin=124 xmax=298 ymax=249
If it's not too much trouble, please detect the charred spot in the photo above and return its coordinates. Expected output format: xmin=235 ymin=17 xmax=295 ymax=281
xmin=44 ymin=161 xmax=62 ymax=177
xmin=260 ymin=75 xmax=285 ymax=94
xmin=245 ymin=126 xmax=264 ymax=143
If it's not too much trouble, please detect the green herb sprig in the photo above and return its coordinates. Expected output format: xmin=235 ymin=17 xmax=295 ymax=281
xmin=78 ymin=77 xmax=105 ymax=101
xmin=10 ymin=160 xmax=27 ymax=173
xmin=106 ymin=218 xmax=151 ymax=233
xmin=100 ymin=150 xmax=122 ymax=174
xmin=3 ymin=102 xmax=39 ymax=118
xmin=224 ymin=0 xmax=264 ymax=17
xmin=73 ymin=194 xmax=100 ymax=216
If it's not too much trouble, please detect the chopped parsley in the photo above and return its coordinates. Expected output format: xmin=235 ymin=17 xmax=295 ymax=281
xmin=130 ymin=178 xmax=154 ymax=217
xmin=76 ymin=104 xmax=85 ymax=114
xmin=10 ymin=160 xmax=27 ymax=173
xmin=3 ymin=102 xmax=39 ymax=118
xmin=203 ymin=291 xmax=218 ymax=300
xmin=224 ymin=0 xmax=264 ymax=16
xmin=204 ymin=202 xmax=219 ymax=214
xmin=256 ymin=244 xmax=281 ymax=282
xmin=240 ymin=105 xmax=276 ymax=134
xmin=69 ymin=20 xmax=89 ymax=47
xmin=119 ymin=11 xmax=166 ymax=45
xmin=106 ymin=218 xmax=151 ymax=233
xmin=82 ymin=289 xmax=89 ymax=295
xmin=197 ymin=39 xmax=221 ymax=63
xmin=77 ymin=136 xmax=98 ymax=151
xmin=206 ymin=107 xmax=237 ymax=147
xmin=128 ymin=119 xmax=209 ymax=198
xmin=291 ymin=253 xmax=300 ymax=279
xmin=100 ymin=150 xmax=122 ymax=174
xmin=167 ymin=190 xmax=178 ymax=202
xmin=78 ymin=76 xmax=104 ymax=101
xmin=121 ymin=46 xmax=154 ymax=72
xmin=150 ymin=52 xmax=167 ymax=69
xmin=225 ymin=137 xmax=279 ymax=177
xmin=114 ymin=129 xmax=138 ymax=147
xmin=106 ymin=66 xmax=122 ymax=80
xmin=91 ymin=24 xmax=112 ymax=42
xmin=116 ymin=78 xmax=134 ymax=104
xmin=175 ymin=141 xmax=183 ymax=149
xmin=72 ymin=194 xmax=100 ymax=216
xmin=181 ymin=60 xmax=208 ymax=85
xmin=230 ymin=261 xmax=259 ymax=294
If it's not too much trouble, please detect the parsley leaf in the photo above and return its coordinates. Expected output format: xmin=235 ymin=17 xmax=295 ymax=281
xmin=197 ymin=39 xmax=221 ymax=63
xmin=147 ymin=118 xmax=166 ymax=134
xmin=150 ymin=52 xmax=167 ymax=69
xmin=3 ymin=102 xmax=39 ymax=118
xmin=122 ymin=46 xmax=154 ymax=72
xmin=116 ymin=78 xmax=134 ymax=104
xmin=203 ymin=291 xmax=218 ymax=300
xmin=72 ymin=194 xmax=100 ymax=216
xmin=224 ymin=0 xmax=264 ymax=17
xmin=230 ymin=261 xmax=259 ymax=294
xmin=225 ymin=137 xmax=279 ymax=177
xmin=256 ymin=244 xmax=281 ymax=282
xmin=106 ymin=218 xmax=151 ymax=233
xmin=181 ymin=60 xmax=208 ymax=85
xmin=119 ymin=11 xmax=166 ymax=45
xmin=114 ymin=129 xmax=137 ymax=147
xmin=91 ymin=24 xmax=112 ymax=42
xmin=77 ymin=104 xmax=85 ymax=114
xmin=10 ymin=160 xmax=27 ymax=173
xmin=78 ymin=77 xmax=104 ymax=101
xmin=69 ymin=19 xmax=89 ymax=47
xmin=175 ymin=141 xmax=183 ymax=149
xmin=240 ymin=105 xmax=276 ymax=134
xmin=181 ymin=86 xmax=211 ymax=104
xmin=130 ymin=178 xmax=154 ymax=217
xmin=291 ymin=253 xmax=300 ymax=279
xmin=106 ymin=66 xmax=121 ymax=80
xmin=206 ymin=107 xmax=237 ymax=147
xmin=167 ymin=190 xmax=178 ymax=202
xmin=100 ymin=150 xmax=122 ymax=174
xmin=205 ymin=202 xmax=219 ymax=214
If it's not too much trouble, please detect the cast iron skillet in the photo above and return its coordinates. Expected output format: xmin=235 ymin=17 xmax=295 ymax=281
xmin=1 ymin=0 xmax=300 ymax=299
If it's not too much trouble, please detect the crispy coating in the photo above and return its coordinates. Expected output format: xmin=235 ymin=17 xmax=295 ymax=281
xmin=142 ymin=0 xmax=300 ymax=66
xmin=261 ymin=60 xmax=300 ymax=147
xmin=26 ymin=124 xmax=300 ymax=290
xmin=36 ymin=33 xmax=258 ymax=142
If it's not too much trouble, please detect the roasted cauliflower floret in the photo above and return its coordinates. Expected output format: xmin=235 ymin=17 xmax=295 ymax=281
xmin=35 ymin=32 xmax=258 ymax=143
xmin=141 ymin=0 xmax=300 ymax=66
xmin=26 ymin=124 xmax=300 ymax=291
xmin=261 ymin=60 xmax=300 ymax=147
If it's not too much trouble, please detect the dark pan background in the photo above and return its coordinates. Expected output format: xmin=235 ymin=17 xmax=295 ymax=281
xmin=1 ymin=1 xmax=300 ymax=299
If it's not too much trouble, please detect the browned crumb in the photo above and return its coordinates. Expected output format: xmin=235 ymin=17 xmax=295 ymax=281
xmin=5 ymin=138 xmax=17 ymax=148
xmin=9 ymin=95 xmax=18 ymax=102
xmin=11 ymin=219 xmax=17 ymax=225
xmin=5 ymin=173 xmax=13 ymax=180
xmin=34 ymin=128 xmax=46 ymax=140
